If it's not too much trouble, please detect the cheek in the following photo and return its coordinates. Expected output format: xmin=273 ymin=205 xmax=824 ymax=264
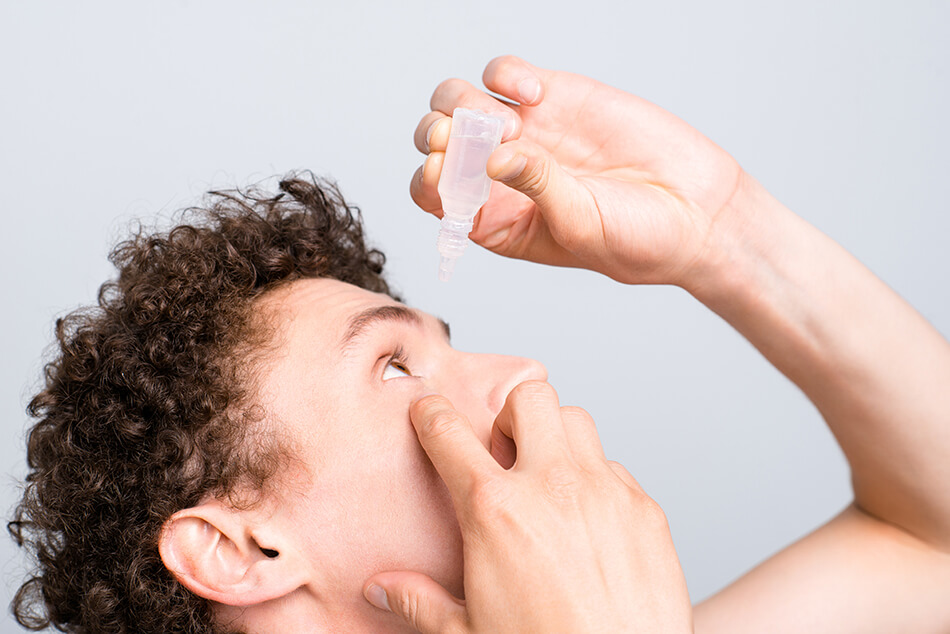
xmin=377 ymin=416 xmax=465 ymax=592
xmin=293 ymin=407 xmax=465 ymax=599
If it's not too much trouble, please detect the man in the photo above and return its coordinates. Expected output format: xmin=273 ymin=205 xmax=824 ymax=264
xmin=11 ymin=56 xmax=950 ymax=633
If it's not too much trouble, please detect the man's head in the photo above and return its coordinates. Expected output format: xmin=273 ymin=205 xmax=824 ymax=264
xmin=10 ymin=174 xmax=544 ymax=632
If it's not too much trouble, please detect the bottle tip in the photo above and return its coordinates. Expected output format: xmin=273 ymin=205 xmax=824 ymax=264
xmin=438 ymin=255 xmax=456 ymax=282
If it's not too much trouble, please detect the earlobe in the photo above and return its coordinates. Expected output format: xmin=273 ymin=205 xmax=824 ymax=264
xmin=158 ymin=500 xmax=308 ymax=606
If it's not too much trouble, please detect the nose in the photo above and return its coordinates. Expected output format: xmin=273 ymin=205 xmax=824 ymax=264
xmin=463 ymin=352 xmax=548 ymax=418
xmin=432 ymin=351 xmax=547 ymax=450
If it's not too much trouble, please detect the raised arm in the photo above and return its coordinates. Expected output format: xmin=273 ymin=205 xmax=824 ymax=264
xmin=412 ymin=55 xmax=950 ymax=633
xmin=687 ymin=173 xmax=950 ymax=633
xmin=690 ymin=172 xmax=950 ymax=549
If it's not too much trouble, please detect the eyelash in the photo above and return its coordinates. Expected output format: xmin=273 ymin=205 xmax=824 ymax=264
xmin=385 ymin=345 xmax=412 ymax=377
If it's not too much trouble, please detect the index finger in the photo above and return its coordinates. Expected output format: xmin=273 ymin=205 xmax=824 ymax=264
xmin=429 ymin=78 xmax=520 ymax=141
xmin=410 ymin=395 xmax=499 ymax=500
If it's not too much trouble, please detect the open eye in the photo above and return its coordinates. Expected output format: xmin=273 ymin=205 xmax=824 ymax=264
xmin=382 ymin=358 xmax=412 ymax=380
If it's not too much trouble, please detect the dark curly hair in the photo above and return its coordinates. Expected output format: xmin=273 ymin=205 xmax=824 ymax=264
xmin=8 ymin=173 xmax=398 ymax=633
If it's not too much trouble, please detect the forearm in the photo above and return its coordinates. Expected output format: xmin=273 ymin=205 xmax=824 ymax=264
xmin=686 ymin=171 xmax=950 ymax=549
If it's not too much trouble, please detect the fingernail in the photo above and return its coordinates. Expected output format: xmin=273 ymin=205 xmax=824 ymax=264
xmin=518 ymin=77 xmax=541 ymax=105
xmin=503 ymin=115 xmax=517 ymax=140
xmin=424 ymin=120 xmax=437 ymax=152
xmin=365 ymin=584 xmax=390 ymax=612
xmin=496 ymin=154 xmax=527 ymax=181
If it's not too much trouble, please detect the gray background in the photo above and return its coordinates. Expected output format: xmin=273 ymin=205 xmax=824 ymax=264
xmin=1 ymin=0 xmax=947 ymax=630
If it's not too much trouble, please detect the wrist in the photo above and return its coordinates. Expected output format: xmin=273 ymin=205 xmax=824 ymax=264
xmin=681 ymin=170 xmax=803 ymax=311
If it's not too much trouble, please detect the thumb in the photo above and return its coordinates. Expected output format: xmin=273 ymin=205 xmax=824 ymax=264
xmin=487 ymin=139 xmax=587 ymax=222
xmin=363 ymin=571 xmax=466 ymax=634
xmin=486 ymin=140 xmax=596 ymax=254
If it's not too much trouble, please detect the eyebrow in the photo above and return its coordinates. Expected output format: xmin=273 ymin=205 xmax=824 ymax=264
xmin=340 ymin=305 xmax=451 ymax=352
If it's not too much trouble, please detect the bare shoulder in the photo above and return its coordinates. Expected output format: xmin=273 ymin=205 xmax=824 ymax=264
xmin=694 ymin=505 xmax=950 ymax=634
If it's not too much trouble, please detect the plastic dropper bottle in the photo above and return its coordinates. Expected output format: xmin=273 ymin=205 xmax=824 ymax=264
xmin=436 ymin=108 xmax=506 ymax=281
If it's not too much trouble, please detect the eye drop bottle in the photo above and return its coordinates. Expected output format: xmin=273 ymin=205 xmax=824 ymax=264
xmin=436 ymin=108 xmax=506 ymax=281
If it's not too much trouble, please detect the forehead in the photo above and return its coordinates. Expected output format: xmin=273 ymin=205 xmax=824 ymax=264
xmin=254 ymin=277 xmax=452 ymax=357
xmin=250 ymin=278 xmax=406 ymax=424
xmin=258 ymin=277 xmax=402 ymax=341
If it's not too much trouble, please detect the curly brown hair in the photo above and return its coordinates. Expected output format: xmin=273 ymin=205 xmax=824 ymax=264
xmin=8 ymin=173 xmax=398 ymax=633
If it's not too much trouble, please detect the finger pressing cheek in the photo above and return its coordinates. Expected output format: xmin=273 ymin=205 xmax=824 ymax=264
xmin=409 ymin=395 xmax=496 ymax=499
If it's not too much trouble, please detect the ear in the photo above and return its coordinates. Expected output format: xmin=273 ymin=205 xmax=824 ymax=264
xmin=158 ymin=499 xmax=309 ymax=606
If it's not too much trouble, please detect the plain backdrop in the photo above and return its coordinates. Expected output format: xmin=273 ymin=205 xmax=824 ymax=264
xmin=1 ymin=1 xmax=947 ymax=630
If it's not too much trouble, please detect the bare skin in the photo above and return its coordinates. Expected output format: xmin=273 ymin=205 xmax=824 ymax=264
xmin=160 ymin=279 xmax=691 ymax=632
xmin=366 ymin=388 xmax=693 ymax=634
xmin=160 ymin=56 xmax=950 ymax=633
xmin=366 ymin=55 xmax=950 ymax=633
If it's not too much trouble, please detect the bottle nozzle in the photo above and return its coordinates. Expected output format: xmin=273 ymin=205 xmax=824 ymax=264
xmin=436 ymin=215 xmax=473 ymax=281
xmin=438 ymin=255 xmax=456 ymax=282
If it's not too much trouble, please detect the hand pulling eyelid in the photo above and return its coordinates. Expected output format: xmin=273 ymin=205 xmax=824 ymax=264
xmin=436 ymin=108 xmax=506 ymax=282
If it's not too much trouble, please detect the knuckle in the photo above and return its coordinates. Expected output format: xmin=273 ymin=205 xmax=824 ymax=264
xmin=607 ymin=459 xmax=640 ymax=485
xmin=541 ymin=463 xmax=583 ymax=504
xmin=560 ymin=405 xmax=593 ymax=424
xmin=414 ymin=112 xmax=440 ymax=151
xmin=606 ymin=459 xmax=628 ymax=474
xmin=409 ymin=168 xmax=427 ymax=202
xmin=641 ymin=495 xmax=669 ymax=524
xmin=482 ymin=55 xmax=512 ymax=77
xmin=493 ymin=54 xmax=520 ymax=71
xmin=421 ymin=152 xmax=443 ymax=186
xmin=467 ymin=475 xmax=513 ymax=523
xmin=601 ymin=463 xmax=666 ymax=522
xmin=422 ymin=409 xmax=460 ymax=439
xmin=606 ymin=460 xmax=651 ymax=496
xmin=397 ymin=586 xmax=423 ymax=627
xmin=509 ymin=379 xmax=557 ymax=404
xmin=518 ymin=156 xmax=550 ymax=195
xmin=432 ymin=77 xmax=466 ymax=106
xmin=618 ymin=483 xmax=667 ymax=528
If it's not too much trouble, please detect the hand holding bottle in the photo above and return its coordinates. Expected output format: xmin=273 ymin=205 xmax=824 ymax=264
xmin=412 ymin=55 xmax=745 ymax=288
